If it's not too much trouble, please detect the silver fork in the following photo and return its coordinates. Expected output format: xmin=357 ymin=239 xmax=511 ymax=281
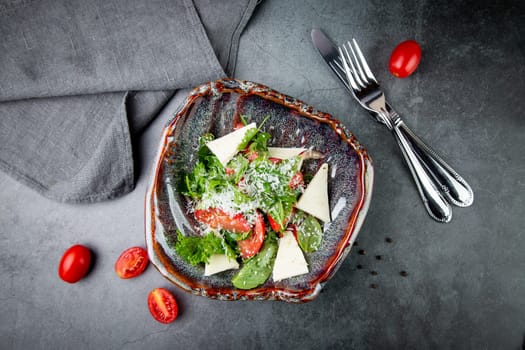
xmin=339 ymin=39 xmax=474 ymax=223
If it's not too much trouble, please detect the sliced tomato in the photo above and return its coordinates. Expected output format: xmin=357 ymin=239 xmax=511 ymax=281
xmin=194 ymin=208 xmax=251 ymax=233
xmin=114 ymin=247 xmax=149 ymax=279
xmin=289 ymin=172 xmax=304 ymax=189
xmin=268 ymin=214 xmax=281 ymax=232
xmin=238 ymin=212 xmax=265 ymax=259
xmin=225 ymin=167 xmax=235 ymax=175
xmin=147 ymin=288 xmax=178 ymax=324
xmin=268 ymin=209 xmax=294 ymax=232
xmin=268 ymin=157 xmax=282 ymax=164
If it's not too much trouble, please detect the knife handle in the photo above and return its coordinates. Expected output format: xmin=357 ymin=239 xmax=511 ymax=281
xmin=396 ymin=122 xmax=474 ymax=207
xmin=388 ymin=116 xmax=453 ymax=223
xmin=386 ymin=110 xmax=474 ymax=208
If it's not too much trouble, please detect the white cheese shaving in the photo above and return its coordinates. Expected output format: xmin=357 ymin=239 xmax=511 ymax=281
xmin=272 ymin=231 xmax=309 ymax=282
xmin=267 ymin=147 xmax=306 ymax=160
xmin=295 ymin=163 xmax=331 ymax=222
xmin=204 ymin=254 xmax=239 ymax=276
xmin=206 ymin=123 xmax=256 ymax=167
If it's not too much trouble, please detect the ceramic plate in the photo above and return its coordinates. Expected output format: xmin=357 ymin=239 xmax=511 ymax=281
xmin=145 ymin=78 xmax=373 ymax=302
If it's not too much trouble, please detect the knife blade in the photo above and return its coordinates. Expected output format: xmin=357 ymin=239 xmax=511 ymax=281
xmin=311 ymin=28 xmax=352 ymax=93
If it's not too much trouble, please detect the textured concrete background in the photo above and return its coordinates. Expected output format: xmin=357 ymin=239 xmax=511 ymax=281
xmin=1 ymin=0 xmax=525 ymax=349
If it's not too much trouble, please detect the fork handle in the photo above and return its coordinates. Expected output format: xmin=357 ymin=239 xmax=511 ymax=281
xmin=387 ymin=116 xmax=453 ymax=222
xmin=396 ymin=121 xmax=474 ymax=207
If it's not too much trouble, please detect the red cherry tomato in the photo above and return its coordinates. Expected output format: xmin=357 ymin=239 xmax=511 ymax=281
xmin=147 ymin=288 xmax=179 ymax=324
xmin=389 ymin=40 xmax=422 ymax=78
xmin=238 ymin=212 xmax=265 ymax=259
xmin=58 ymin=244 xmax=92 ymax=283
xmin=114 ymin=247 xmax=149 ymax=279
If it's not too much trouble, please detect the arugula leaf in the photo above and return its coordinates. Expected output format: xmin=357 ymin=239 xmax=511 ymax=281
xmin=175 ymin=231 xmax=236 ymax=265
xmin=239 ymin=114 xmax=249 ymax=126
xmin=228 ymin=154 xmax=249 ymax=183
xmin=197 ymin=133 xmax=215 ymax=160
xmin=237 ymin=114 xmax=271 ymax=152
xmin=182 ymin=134 xmax=229 ymax=199
xmin=237 ymin=127 xmax=259 ymax=152
xmin=231 ymin=232 xmax=278 ymax=289
xmin=248 ymin=131 xmax=271 ymax=153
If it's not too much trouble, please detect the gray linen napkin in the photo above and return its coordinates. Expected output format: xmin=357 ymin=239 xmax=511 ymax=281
xmin=0 ymin=0 xmax=258 ymax=202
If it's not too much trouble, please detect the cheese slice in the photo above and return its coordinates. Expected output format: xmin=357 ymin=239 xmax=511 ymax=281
xmin=295 ymin=163 xmax=331 ymax=222
xmin=267 ymin=147 xmax=306 ymax=160
xmin=206 ymin=123 xmax=257 ymax=167
xmin=272 ymin=231 xmax=309 ymax=282
xmin=204 ymin=254 xmax=239 ymax=276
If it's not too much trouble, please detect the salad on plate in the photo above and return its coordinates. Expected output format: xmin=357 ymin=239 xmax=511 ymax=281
xmin=174 ymin=117 xmax=331 ymax=290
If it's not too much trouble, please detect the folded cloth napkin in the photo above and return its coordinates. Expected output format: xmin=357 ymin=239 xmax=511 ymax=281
xmin=0 ymin=0 xmax=259 ymax=202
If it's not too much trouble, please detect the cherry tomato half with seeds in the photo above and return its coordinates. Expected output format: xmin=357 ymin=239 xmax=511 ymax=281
xmin=389 ymin=40 xmax=422 ymax=78
xmin=58 ymin=244 xmax=92 ymax=283
xmin=114 ymin=247 xmax=149 ymax=279
xmin=147 ymin=288 xmax=179 ymax=324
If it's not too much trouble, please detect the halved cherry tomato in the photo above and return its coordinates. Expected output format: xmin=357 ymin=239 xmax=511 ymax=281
xmin=194 ymin=208 xmax=251 ymax=233
xmin=147 ymin=288 xmax=178 ymax=324
xmin=389 ymin=40 xmax=422 ymax=78
xmin=289 ymin=172 xmax=304 ymax=189
xmin=115 ymin=247 xmax=149 ymax=279
xmin=238 ymin=212 xmax=265 ymax=259
xmin=58 ymin=244 xmax=92 ymax=283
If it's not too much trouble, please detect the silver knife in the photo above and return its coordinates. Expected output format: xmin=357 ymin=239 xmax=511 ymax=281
xmin=311 ymin=28 xmax=473 ymax=221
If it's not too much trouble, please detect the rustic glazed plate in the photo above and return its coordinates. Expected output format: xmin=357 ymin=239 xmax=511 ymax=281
xmin=145 ymin=78 xmax=373 ymax=302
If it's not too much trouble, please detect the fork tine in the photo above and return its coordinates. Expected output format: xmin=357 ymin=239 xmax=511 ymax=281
xmin=348 ymin=40 xmax=368 ymax=85
xmin=343 ymin=44 xmax=366 ymax=88
xmin=352 ymin=38 xmax=377 ymax=83
xmin=338 ymin=47 xmax=360 ymax=91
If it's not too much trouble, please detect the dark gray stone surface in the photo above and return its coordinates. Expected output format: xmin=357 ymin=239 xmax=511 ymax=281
xmin=1 ymin=0 xmax=524 ymax=349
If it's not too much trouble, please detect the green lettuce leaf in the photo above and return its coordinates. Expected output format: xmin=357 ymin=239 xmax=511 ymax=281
xmin=293 ymin=210 xmax=323 ymax=253
xmin=175 ymin=231 xmax=235 ymax=265
xmin=231 ymin=232 xmax=278 ymax=290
